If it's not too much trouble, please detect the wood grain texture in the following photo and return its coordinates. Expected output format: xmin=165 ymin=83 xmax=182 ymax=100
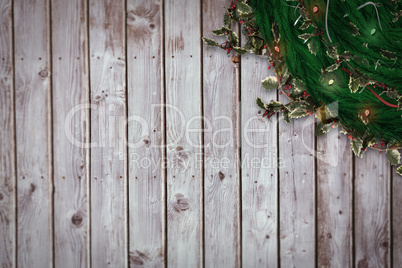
xmin=202 ymin=0 xmax=240 ymax=267
xmin=52 ymin=0 xmax=90 ymax=266
xmin=241 ymin=55 xmax=278 ymax=267
xmin=279 ymin=107 xmax=315 ymax=267
xmin=0 ymin=1 xmax=15 ymax=267
xmin=89 ymin=0 xmax=127 ymax=266
xmin=14 ymin=0 xmax=52 ymax=266
xmin=393 ymin=165 xmax=402 ymax=267
xmin=127 ymin=0 xmax=165 ymax=266
xmin=164 ymin=0 xmax=202 ymax=266
xmin=317 ymin=132 xmax=352 ymax=268
xmin=4 ymin=2 xmax=402 ymax=267
xmin=355 ymin=150 xmax=390 ymax=268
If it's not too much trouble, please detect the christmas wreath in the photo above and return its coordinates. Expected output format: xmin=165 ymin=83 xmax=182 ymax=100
xmin=203 ymin=0 xmax=402 ymax=175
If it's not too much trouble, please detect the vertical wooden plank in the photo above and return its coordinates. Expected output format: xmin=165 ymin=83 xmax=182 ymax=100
xmin=0 ymin=1 xmax=15 ymax=267
xmin=52 ymin=0 xmax=90 ymax=266
xmin=393 ymin=166 xmax=402 ymax=267
xmin=202 ymin=0 xmax=240 ymax=267
xmin=241 ymin=57 xmax=278 ymax=266
xmin=89 ymin=0 xmax=127 ymax=266
xmin=355 ymin=150 xmax=390 ymax=267
xmin=279 ymin=111 xmax=315 ymax=266
xmin=317 ymin=132 xmax=353 ymax=267
xmin=127 ymin=0 xmax=165 ymax=266
xmin=165 ymin=0 xmax=202 ymax=266
xmin=14 ymin=0 xmax=52 ymax=266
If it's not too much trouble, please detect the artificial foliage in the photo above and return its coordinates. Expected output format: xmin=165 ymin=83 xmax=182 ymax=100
xmin=203 ymin=0 xmax=402 ymax=175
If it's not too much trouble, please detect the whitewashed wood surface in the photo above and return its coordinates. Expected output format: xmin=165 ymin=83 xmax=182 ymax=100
xmin=0 ymin=0 xmax=399 ymax=267
xmin=14 ymin=0 xmax=52 ymax=266
xmin=52 ymin=0 xmax=90 ymax=267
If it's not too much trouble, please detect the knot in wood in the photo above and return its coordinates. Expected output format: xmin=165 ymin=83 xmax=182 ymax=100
xmin=0 ymin=192 xmax=3 ymax=201
xmin=39 ymin=69 xmax=48 ymax=78
xmin=218 ymin=171 xmax=225 ymax=180
xmin=30 ymin=183 xmax=36 ymax=193
xmin=93 ymin=94 xmax=103 ymax=102
xmin=142 ymin=137 xmax=151 ymax=147
xmin=71 ymin=212 xmax=83 ymax=226
xmin=130 ymin=256 xmax=144 ymax=266
xmin=173 ymin=197 xmax=190 ymax=212
xmin=357 ymin=259 xmax=368 ymax=268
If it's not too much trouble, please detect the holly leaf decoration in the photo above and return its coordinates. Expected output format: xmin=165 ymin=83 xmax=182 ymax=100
xmin=289 ymin=88 xmax=303 ymax=100
xmin=299 ymin=8 xmax=310 ymax=21
xmin=227 ymin=31 xmax=239 ymax=46
xmin=261 ymin=76 xmax=278 ymax=91
xmin=341 ymin=51 xmax=353 ymax=61
xmin=236 ymin=2 xmax=252 ymax=16
xmin=233 ymin=47 xmax=247 ymax=55
xmin=290 ymin=106 xmax=309 ymax=118
xmin=252 ymin=37 xmax=263 ymax=49
xmin=340 ymin=128 xmax=348 ymax=134
xmin=298 ymin=33 xmax=313 ymax=43
xmin=391 ymin=11 xmax=401 ymax=23
xmin=351 ymin=137 xmax=364 ymax=157
xmin=386 ymin=89 xmax=399 ymax=100
xmin=366 ymin=137 xmax=377 ymax=148
xmin=283 ymin=109 xmax=291 ymax=124
xmin=325 ymin=63 xmax=340 ymax=73
xmin=202 ymin=37 xmax=219 ymax=47
xmin=397 ymin=166 xmax=402 ymax=176
xmin=387 ymin=149 xmax=401 ymax=166
xmin=349 ymin=22 xmax=360 ymax=36
xmin=349 ymin=76 xmax=361 ymax=93
xmin=380 ymin=49 xmax=397 ymax=60
xmin=256 ymin=97 xmax=266 ymax=110
xmin=326 ymin=101 xmax=339 ymax=118
xmin=308 ymin=38 xmax=318 ymax=56
xmin=267 ymin=101 xmax=285 ymax=112
xmin=315 ymin=122 xmax=332 ymax=136
xmin=223 ymin=12 xmax=230 ymax=27
xmin=212 ymin=26 xmax=230 ymax=36
xmin=272 ymin=21 xmax=280 ymax=42
xmin=299 ymin=20 xmax=311 ymax=30
xmin=315 ymin=105 xmax=329 ymax=123
xmin=280 ymin=67 xmax=290 ymax=86
xmin=326 ymin=45 xmax=339 ymax=60
xmin=293 ymin=79 xmax=307 ymax=92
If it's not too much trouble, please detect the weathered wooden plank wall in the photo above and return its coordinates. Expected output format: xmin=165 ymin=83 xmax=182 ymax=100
xmin=52 ymin=0 xmax=90 ymax=266
xmin=241 ymin=48 xmax=278 ymax=266
xmin=14 ymin=0 xmax=52 ymax=266
xmin=127 ymin=0 xmax=165 ymax=266
xmin=0 ymin=1 xmax=15 ymax=267
xmin=355 ymin=152 xmax=391 ymax=267
xmin=89 ymin=0 xmax=127 ymax=266
xmin=202 ymin=1 xmax=240 ymax=267
xmin=317 ymin=131 xmax=353 ymax=267
xmin=164 ymin=0 xmax=203 ymax=266
xmin=0 ymin=0 xmax=400 ymax=267
xmin=279 ymin=88 xmax=315 ymax=266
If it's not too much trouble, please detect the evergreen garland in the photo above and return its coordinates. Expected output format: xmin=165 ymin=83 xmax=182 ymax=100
xmin=203 ymin=0 xmax=402 ymax=175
